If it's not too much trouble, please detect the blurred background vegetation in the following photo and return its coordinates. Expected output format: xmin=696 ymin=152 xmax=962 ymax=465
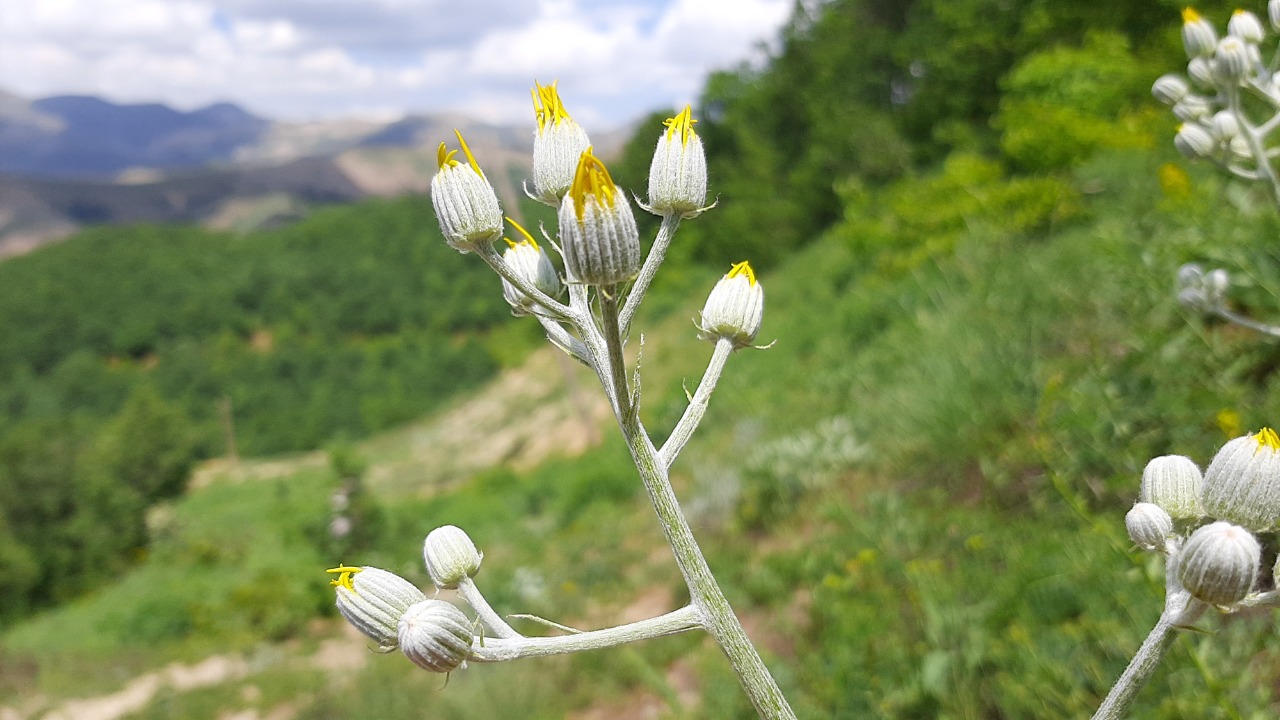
xmin=6 ymin=0 xmax=1280 ymax=717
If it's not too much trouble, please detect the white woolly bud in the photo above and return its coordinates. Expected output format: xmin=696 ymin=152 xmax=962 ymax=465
xmin=1153 ymin=74 xmax=1190 ymax=106
xmin=1271 ymin=0 xmax=1280 ymax=31
xmin=530 ymin=81 xmax=592 ymax=206
xmin=1229 ymin=9 xmax=1265 ymax=43
xmin=558 ymin=149 xmax=640 ymax=286
xmin=1188 ymin=57 xmax=1215 ymax=87
xmin=328 ymin=565 xmax=426 ymax=650
xmin=1201 ymin=428 xmax=1280 ymax=531
xmin=398 ymin=599 xmax=474 ymax=673
xmin=500 ymin=218 xmax=562 ymax=313
xmin=698 ymin=261 xmax=764 ymax=348
xmin=1172 ymin=95 xmax=1212 ymax=122
xmin=1209 ymin=110 xmax=1240 ymax=140
xmin=1177 ymin=521 xmax=1260 ymax=605
xmin=647 ymin=105 xmax=708 ymax=218
xmin=1174 ymin=123 xmax=1216 ymax=159
xmin=1183 ymin=8 xmax=1219 ymax=59
xmin=423 ymin=525 xmax=483 ymax=589
xmin=1213 ymin=36 xmax=1251 ymax=82
xmin=1126 ymin=502 xmax=1174 ymax=551
xmin=1140 ymin=455 xmax=1204 ymax=519
xmin=431 ymin=131 xmax=503 ymax=253
xmin=1205 ymin=268 xmax=1230 ymax=305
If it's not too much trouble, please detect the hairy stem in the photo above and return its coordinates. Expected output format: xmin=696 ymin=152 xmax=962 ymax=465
xmin=468 ymin=605 xmax=701 ymax=662
xmin=599 ymin=286 xmax=632 ymax=421
xmin=620 ymin=214 xmax=682 ymax=335
xmin=457 ymin=577 xmax=520 ymax=639
xmin=659 ymin=338 xmax=733 ymax=468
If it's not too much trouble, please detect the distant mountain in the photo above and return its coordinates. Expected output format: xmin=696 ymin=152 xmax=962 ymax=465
xmin=0 ymin=89 xmax=636 ymax=258
xmin=0 ymin=93 xmax=270 ymax=179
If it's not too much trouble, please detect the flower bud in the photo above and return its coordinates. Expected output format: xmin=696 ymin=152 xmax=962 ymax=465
xmin=1177 ymin=262 xmax=1205 ymax=288
xmin=328 ymin=565 xmax=426 ymax=650
xmin=1205 ymin=268 xmax=1230 ymax=305
xmin=423 ymin=525 xmax=483 ymax=589
xmin=1172 ymin=95 xmax=1212 ymax=122
xmin=398 ymin=599 xmax=474 ymax=673
xmin=1140 ymin=455 xmax=1204 ymax=519
xmin=1183 ymin=8 xmax=1219 ymax=59
xmin=647 ymin=105 xmax=708 ymax=217
xmin=531 ymin=81 xmax=592 ymax=206
xmin=1271 ymin=0 xmax=1280 ymax=31
xmin=1229 ymin=9 xmax=1265 ymax=43
xmin=431 ymin=130 xmax=503 ymax=253
xmin=1209 ymin=110 xmax=1240 ymax=140
xmin=698 ymin=261 xmax=764 ymax=348
xmin=1153 ymin=74 xmax=1190 ymax=106
xmin=1188 ymin=57 xmax=1215 ymax=87
xmin=1202 ymin=428 xmax=1280 ymax=531
xmin=1179 ymin=287 xmax=1209 ymax=311
xmin=1228 ymin=135 xmax=1252 ymax=160
xmin=1126 ymin=502 xmax=1174 ymax=551
xmin=500 ymin=218 xmax=562 ymax=314
xmin=1213 ymin=36 xmax=1251 ymax=82
xmin=1177 ymin=521 xmax=1260 ymax=605
xmin=558 ymin=148 xmax=640 ymax=286
xmin=1174 ymin=123 xmax=1216 ymax=159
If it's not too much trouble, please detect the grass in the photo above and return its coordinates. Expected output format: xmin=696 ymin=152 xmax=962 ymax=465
xmin=6 ymin=148 xmax=1280 ymax=718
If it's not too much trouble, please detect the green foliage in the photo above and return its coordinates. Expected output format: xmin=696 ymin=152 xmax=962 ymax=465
xmin=997 ymin=31 xmax=1160 ymax=171
xmin=835 ymin=151 xmax=1081 ymax=274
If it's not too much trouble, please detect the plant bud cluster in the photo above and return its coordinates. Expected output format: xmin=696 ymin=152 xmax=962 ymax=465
xmin=1155 ymin=6 xmax=1280 ymax=166
xmin=1128 ymin=427 xmax=1280 ymax=608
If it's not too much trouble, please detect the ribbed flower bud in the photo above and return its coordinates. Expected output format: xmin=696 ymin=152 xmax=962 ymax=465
xmin=328 ymin=565 xmax=426 ymax=650
xmin=1177 ymin=521 xmax=1260 ymax=605
xmin=1188 ymin=57 xmax=1215 ymax=87
xmin=1229 ymin=9 xmax=1265 ymax=43
xmin=698 ymin=261 xmax=764 ymax=348
xmin=1271 ymin=0 xmax=1280 ymax=31
xmin=1205 ymin=268 xmax=1230 ymax=305
xmin=1126 ymin=502 xmax=1174 ymax=551
xmin=398 ymin=599 xmax=474 ymax=673
xmin=1174 ymin=123 xmax=1216 ymax=159
xmin=1213 ymin=36 xmax=1251 ymax=82
xmin=1140 ymin=455 xmax=1204 ymax=519
xmin=423 ymin=525 xmax=483 ymax=589
xmin=1210 ymin=110 xmax=1240 ymax=140
xmin=431 ymin=130 xmax=503 ymax=253
xmin=558 ymin=148 xmax=640 ymax=286
xmin=1183 ymin=8 xmax=1219 ymax=59
xmin=1172 ymin=95 xmax=1212 ymax=122
xmin=500 ymin=218 xmax=562 ymax=314
xmin=530 ymin=81 xmax=591 ymax=206
xmin=1153 ymin=74 xmax=1190 ymax=106
xmin=647 ymin=105 xmax=708 ymax=218
xmin=1202 ymin=428 xmax=1280 ymax=531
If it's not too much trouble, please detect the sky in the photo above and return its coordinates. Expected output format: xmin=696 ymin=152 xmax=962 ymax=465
xmin=0 ymin=0 xmax=794 ymax=129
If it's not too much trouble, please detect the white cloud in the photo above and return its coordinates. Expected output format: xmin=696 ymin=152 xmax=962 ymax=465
xmin=0 ymin=0 xmax=792 ymax=127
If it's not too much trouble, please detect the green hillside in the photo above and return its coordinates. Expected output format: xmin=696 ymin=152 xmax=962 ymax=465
xmin=6 ymin=0 xmax=1280 ymax=717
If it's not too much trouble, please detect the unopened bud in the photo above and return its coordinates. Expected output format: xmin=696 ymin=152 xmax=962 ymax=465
xmin=1188 ymin=57 xmax=1215 ymax=87
xmin=1205 ymin=268 xmax=1230 ymax=305
xmin=1172 ymin=95 xmax=1212 ymax=122
xmin=1202 ymin=428 xmax=1280 ymax=531
xmin=647 ymin=106 xmax=708 ymax=217
xmin=423 ymin=525 xmax=483 ymax=589
xmin=431 ymin=131 xmax=503 ymax=253
xmin=531 ymin=81 xmax=592 ymax=206
xmin=1140 ymin=455 xmax=1204 ymax=519
xmin=1213 ymin=36 xmax=1251 ymax=82
xmin=1229 ymin=9 xmax=1266 ymax=43
xmin=1126 ymin=502 xmax=1174 ymax=551
xmin=328 ymin=565 xmax=426 ymax=650
xmin=1177 ymin=521 xmax=1260 ymax=605
xmin=558 ymin=148 xmax=640 ymax=286
xmin=698 ymin=261 xmax=764 ymax=348
xmin=500 ymin=218 xmax=562 ymax=313
xmin=1153 ymin=74 xmax=1190 ymax=106
xmin=398 ymin=599 xmax=474 ymax=673
xmin=1209 ymin=110 xmax=1240 ymax=140
xmin=1174 ymin=123 xmax=1216 ymax=159
xmin=1183 ymin=8 xmax=1219 ymax=59
xmin=1271 ymin=0 xmax=1280 ymax=31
